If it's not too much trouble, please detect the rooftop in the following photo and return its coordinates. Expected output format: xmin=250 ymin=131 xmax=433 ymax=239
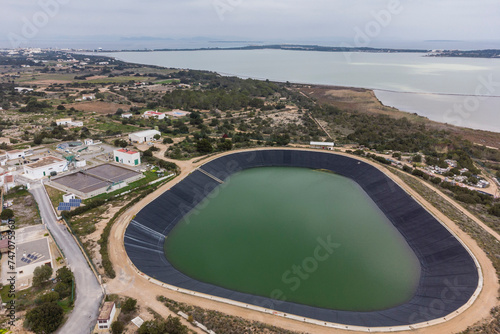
xmin=15 ymin=238 xmax=51 ymax=269
xmin=98 ymin=302 xmax=115 ymax=320
xmin=25 ymin=156 xmax=65 ymax=169
xmin=144 ymin=110 xmax=164 ymax=115
xmin=116 ymin=148 xmax=138 ymax=155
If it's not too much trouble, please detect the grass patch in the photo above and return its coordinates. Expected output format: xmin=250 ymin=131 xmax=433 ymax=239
xmin=57 ymin=297 xmax=74 ymax=313
xmin=45 ymin=185 xmax=66 ymax=210
xmin=91 ymin=121 xmax=141 ymax=134
xmin=88 ymin=171 xmax=165 ymax=202
xmin=0 ymin=285 xmax=12 ymax=303
xmin=155 ymin=79 xmax=180 ymax=84
xmin=86 ymin=76 xmax=150 ymax=84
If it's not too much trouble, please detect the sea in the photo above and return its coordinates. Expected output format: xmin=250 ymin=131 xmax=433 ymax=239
xmin=101 ymin=49 xmax=500 ymax=133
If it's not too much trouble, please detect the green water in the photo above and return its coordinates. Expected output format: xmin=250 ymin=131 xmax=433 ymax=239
xmin=164 ymin=167 xmax=421 ymax=311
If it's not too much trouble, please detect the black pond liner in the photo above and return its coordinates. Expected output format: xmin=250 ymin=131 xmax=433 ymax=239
xmin=124 ymin=150 xmax=479 ymax=327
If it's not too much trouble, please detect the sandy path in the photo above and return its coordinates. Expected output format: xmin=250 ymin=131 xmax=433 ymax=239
xmin=107 ymin=147 xmax=499 ymax=334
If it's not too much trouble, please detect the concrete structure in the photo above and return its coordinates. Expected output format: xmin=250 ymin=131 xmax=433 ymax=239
xmin=84 ymin=138 xmax=94 ymax=145
xmin=23 ymin=156 xmax=66 ymax=179
xmin=3 ymin=174 xmax=16 ymax=191
xmin=128 ymin=130 xmax=161 ymax=144
xmin=0 ymin=239 xmax=9 ymax=253
xmin=82 ymin=94 xmax=95 ymax=100
xmin=96 ymin=302 xmax=116 ymax=331
xmin=113 ymin=149 xmax=141 ymax=167
xmin=75 ymin=159 xmax=86 ymax=168
xmin=142 ymin=110 xmax=166 ymax=120
xmin=62 ymin=193 xmax=75 ymax=202
xmin=15 ymin=238 xmax=53 ymax=280
xmin=50 ymin=163 xmax=143 ymax=198
xmin=121 ymin=113 xmax=133 ymax=119
xmin=310 ymin=142 xmax=335 ymax=150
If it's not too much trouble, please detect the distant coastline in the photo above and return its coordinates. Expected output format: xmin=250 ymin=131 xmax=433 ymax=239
xmin=98 ymin=44 xmax=500 ymax=58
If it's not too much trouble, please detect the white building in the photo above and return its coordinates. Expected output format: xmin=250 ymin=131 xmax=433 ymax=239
xmin=114 ymin=149 xmax=141 ymax=166
xmin=15 ymin=87 xmax=34 ymax=93
xmin=23 ymin=156 xmax=67 ymax=179
xmin=82 ymin=94 xmax=95 ymax=100
xmin=128 ymin=130 xmax=161 ymax=144
xmin=56 ymin=118 xmax=72 ymax=126
xmin=96 ymin=302 xmax=116 ymax=331
xmin=6 ymin=150 xmax=25 ymax=160
xmin=16 ymin=238 xmax=54 ymax=282
xmin=142 ymin=110 xmax=166 ymax=120
xmin=121 ymin=113 xmax=133 ymax=119
xmin=310 ymin=141 xmax=335 ymax=150
xmin=56 ymin=118 xmax=83 ymax=127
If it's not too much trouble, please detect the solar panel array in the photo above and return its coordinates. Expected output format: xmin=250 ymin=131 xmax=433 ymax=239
xmin=69 ymin=198 xmax=82 ymax=207
xmin=57 ymin=198 xmax=82 ymax=211
xmin=20 ymin=252 xmax=43 ymax=264
xmin=57 ymin=202 xmax=72 ymax=211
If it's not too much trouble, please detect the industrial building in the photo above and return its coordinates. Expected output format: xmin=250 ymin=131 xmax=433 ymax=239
xmin=50 ymin=163 xmax=143 ymax=198
xmin=128 ymin=129 xmax=161 ymax=144
xmin=113 ymin=148 xmax=141 ymax=167
xmin=23 ymin=156 xmax=67 ymax=179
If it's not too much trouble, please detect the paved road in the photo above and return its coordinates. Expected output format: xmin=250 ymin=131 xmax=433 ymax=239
xmin=30 ymin=184 xmax=103 ymax=334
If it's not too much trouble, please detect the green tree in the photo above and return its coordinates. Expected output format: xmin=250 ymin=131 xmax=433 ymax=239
xmin=138 ymin=316 xmax=188 ymax=334
xmin=489 ymin=204 xmax=500 ymax=217
xmin=111 ymin=321 xmax=125 ymax=334
xmin=56 ymin=266 xmax=74 ymax=284
xmin=153 ymin=134 xmax=161 ymax=140
xmin=412 ymin=154 xmax=422 ymax=163
xmin=25 ymin=302 xmax=64 ymax=334
xmin=196 ymin=139 xmax=213 ymax=154
xmin=33 ymin=265 xmax=53 ymax=287
xmin=495 ymin=170 xmax=500 ymax=179
xmin=121 ymin=297 xmax=137 ymax=313
xmin=0 ymin=208 xmax=14 ymax=220
xmin=54 ymin=281 xmax=71 ymax=298
xmin=56 ymin=104 xmax=66 ymax=110
xmin=217 ymin=139 xmax=233 ymax=151
xmin=35 ymin=291 xmax=60 ymax=305
xmin=113 ymin=139 xmax=128 ymax=148
xmin=163 ymin=137 xmax=174 ymax=144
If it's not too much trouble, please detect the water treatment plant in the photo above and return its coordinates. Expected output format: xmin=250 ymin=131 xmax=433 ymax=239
xmin=123 ymin=150 xmax=481 ymax=329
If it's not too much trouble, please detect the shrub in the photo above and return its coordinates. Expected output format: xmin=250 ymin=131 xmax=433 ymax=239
xmin=121 ymin=297 xmax=137 ymax=313
xmin=25 ymin=302 xmax=64 ymax=334
xmin=33 ymin=265 xmax=53 ymax=287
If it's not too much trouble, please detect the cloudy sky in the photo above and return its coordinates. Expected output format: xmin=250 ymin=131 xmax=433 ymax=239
xmin=1 ymin=0 xmax=499 ymax=49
